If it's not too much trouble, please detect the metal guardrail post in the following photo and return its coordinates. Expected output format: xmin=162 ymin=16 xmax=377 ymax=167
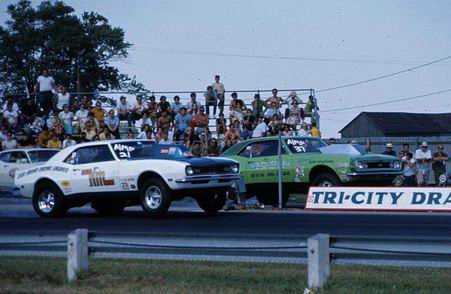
xmin=67 ymin=229 xmax=89 ymax=282
xmin=307 ymin=234 xmax=330 ymax=289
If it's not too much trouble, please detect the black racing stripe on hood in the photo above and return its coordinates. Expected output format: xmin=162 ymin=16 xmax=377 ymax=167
xmin=176 ymin=157 xmax=236 ymax=167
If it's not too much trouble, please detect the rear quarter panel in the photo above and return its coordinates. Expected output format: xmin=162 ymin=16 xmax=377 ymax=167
xmin=15 ymin=165 xmax=71 ymax=198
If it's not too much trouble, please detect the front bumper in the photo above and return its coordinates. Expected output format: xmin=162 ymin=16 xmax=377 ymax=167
xmin=170 ymin=173 xmax=240 ymax=190
xmin=345 ymin=170 xmax=402 ymax=185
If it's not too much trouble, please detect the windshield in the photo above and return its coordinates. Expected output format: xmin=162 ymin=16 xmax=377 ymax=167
xmin=28 ymin=150 xmax=59 ymax=163
xmin=285 ymin=138 xmax=327 ymax=153
xmin=352 ymin=144 xmax=368 ymax=155
xmin=319 ymin=144 xmax=366 ymax=156
xmin=112 ymin=141 xmax=190 ymax=160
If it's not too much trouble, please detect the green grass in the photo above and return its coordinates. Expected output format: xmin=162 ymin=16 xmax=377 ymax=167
xmin=1 ymin=257 xmax=451 ymax=293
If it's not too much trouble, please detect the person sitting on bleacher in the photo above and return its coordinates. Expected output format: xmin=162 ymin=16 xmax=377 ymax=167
xmin=104 ymin=109 xmax=120 ymax=139
xmin=186 ymin=92 xmax=200 ymax=115
xmin=191 ymin=106 xmax=209 ymax=136
xmin=174 ymin=107 xmax=192 ymax=142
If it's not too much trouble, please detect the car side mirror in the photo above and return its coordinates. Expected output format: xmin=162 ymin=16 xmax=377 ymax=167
xmin=17 ymin=158 xmax=28 ymax=164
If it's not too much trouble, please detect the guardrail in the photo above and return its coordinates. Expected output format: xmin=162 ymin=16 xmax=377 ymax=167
xmin=0 ymin=230 xmax=450 ymax=289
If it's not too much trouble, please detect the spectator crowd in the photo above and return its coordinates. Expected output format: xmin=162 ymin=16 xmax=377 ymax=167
xmin=382 ymin=142 xmax=449 ymax=186
xmin=0 ymin=71 xmax=321 ymax=156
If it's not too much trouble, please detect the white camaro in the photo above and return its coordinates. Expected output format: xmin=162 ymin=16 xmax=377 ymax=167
xmin=0 ymin=148 xmax=59 ymax=191
xmin=14 ymin=140 xmax=240 ymax=217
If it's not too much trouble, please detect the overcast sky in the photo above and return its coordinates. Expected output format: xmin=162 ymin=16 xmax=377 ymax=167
xmin=1 ymin=0 xmax=451 ymax=137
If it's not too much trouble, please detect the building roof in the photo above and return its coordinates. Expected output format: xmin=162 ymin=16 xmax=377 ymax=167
xmin=340 ymin=112 xmax=451 ymax=136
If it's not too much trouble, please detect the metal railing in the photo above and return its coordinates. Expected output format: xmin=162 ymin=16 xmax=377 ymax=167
xmin=1 ymin=230 xmax=450 ymax=286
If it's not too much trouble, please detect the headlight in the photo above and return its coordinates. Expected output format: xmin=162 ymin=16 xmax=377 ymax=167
xmin=392 ymin=161 xmax=401 ymax=169
xmin=231 ymin=164 xmax=239 ymax=174
xmin=185 ymin=166 xmax=194 ymax=176
xmin=355 ymin=161 xmax=367 ymax=169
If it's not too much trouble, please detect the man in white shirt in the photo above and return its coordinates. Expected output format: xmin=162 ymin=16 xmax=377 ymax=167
xmin=75 ymin=104 xmax=89 ymax=130
xmin=2 ymin=131 xmax=17 ymax=150
xmin=252 ymin=118 xmax=268 ymax=138
xmin=58 ymin=105 xmax=74 ymax=134
xmin=415 ymin=141 xmax=432 ymax=186
xmin=2 ymin=96 xmax=20 ymax=113
xmin=35 ymin=69 xmax=55 ymax=113
xmin=118 ymin=96 xmax=132 ymax=126
xmin=212 ymin=75 xmax=225 ymax=115
xmin=3 ymin=104 xmax=19 ymax=129
xmin=57 ymin=86 xmax=70 ymax=111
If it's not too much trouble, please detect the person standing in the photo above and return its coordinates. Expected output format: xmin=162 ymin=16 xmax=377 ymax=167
xmin=415 ymin=141 xmax=432 ymax=186
xmin=398 ymin=143 xmax=411 ymax=159
xmin=204 ymin=85 xmax=217 ymax=117
xmin=35 ymin=69 xmax=55 ymax=114
xmin=432 ymin=145 xmax=448 ymax=185
xmin=212 ymin=75 xmax=225 ymax=115
xmin=56 ymin=86 xmax=70 ymax=111
xmin=383 ymin=143 xmax=397 ymax=156
xmin=402 ymin=152 xmax=416 ymax=186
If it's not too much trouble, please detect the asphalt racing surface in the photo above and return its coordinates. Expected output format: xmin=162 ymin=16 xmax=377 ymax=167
xmin=1 ymin=197 xmax=451 ymax=239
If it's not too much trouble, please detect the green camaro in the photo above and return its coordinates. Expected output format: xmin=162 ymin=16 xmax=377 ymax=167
xmin=222 ymin=136 xmax=402 ymax=206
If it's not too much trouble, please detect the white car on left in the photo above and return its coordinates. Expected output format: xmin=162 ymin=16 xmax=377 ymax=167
xmin=0 ymin=148 xmax=59 ymax=191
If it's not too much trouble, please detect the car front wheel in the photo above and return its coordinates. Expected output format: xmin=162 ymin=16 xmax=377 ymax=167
xmin=33 ymin=182 xmax=66 ymax=218
xmin=140 ymin=178 xmax=171 ymax=217
xmin=311 ymin=173 xmax=341 ymax=187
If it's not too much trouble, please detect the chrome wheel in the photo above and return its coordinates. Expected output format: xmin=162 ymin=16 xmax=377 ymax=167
xmin=38 ymin=191 xmax=55 ymax=213
xmin=144 ymin=186 xmax=162 ymax=209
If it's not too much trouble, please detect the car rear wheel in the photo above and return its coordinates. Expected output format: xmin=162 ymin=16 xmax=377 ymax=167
xmin=140 ymin=178 xmax=171 ymax=217
xmin=312 ymin=173 xmax=341 ymax=187
xmin=196 ymin=191 xmax=227 ymax=215
xmin=33 ymin=182 xmax=66 ymax=218
xmin=91 ymin=200 xmax=125 ymax=216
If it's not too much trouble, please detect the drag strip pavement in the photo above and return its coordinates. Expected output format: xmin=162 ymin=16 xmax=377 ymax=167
xmin=1 ymin=197 xmax=451 ymax=239
xmin=2 ymin=197 xmax=451 ymax=267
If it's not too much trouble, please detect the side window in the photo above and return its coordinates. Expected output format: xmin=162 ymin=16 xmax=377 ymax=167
xmin=239 ymin=141 xmax=282 ymax=158
xmin=8 ymin=151 xmax=29 ymax=163
xmin=65 ymin=145 xmax=115 ymax=165
xmin=0 ymin=152 xmax=10 ymax=163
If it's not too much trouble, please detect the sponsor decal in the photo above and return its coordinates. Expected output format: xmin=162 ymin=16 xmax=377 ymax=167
xmin=81 ymin=169 xmax=92 ymax=176
xmin=83 ymin=167 xmax=115 ymax=187
xmin=17 ymin=166 xmax=68 ymax=179
xmin=294 ymin=163 xmax=304 ymax=182
xmin=306 ymin=187 xmax=451 ymax=211
xmin=120 ymin=177 xmax=136 ymax=190
xmin=52 ymin=166 xmax=69 ymax=173
xmin=39 ymin=166 xmax=52 ymax=172
xmin=248 ymin=160 xmax=277 ymax=170
xmin=60 ymin=180 xmax=72 ymax=192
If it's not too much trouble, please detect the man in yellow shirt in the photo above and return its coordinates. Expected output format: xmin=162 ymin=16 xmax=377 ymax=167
xmin=91 ymin=101 xmax=105 ymax=122
xmin=310 ymin=123 xmax=321 ymax=138
xmin=91 ymin=101 xmax=105 ymax=123
xmin=47 ymin=132 xmax=62 ymax=149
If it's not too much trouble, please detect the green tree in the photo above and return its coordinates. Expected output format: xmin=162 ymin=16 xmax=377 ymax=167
xmin=0 ymin=0 xmax=143 ymax=96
